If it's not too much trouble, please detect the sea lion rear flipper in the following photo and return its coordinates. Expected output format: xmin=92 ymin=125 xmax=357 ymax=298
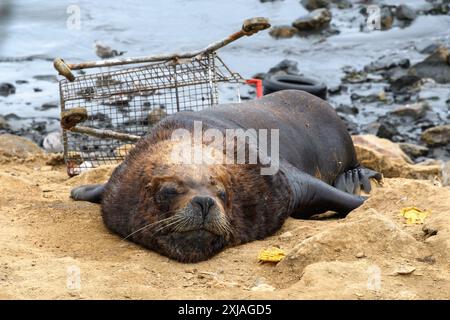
xmin=70 ymin=184 xmax=105 ymax=204
xmin=333 ymin=166 xmax=382 ymax=194
xmin=282 ymin=164 xmax=367 ymax=218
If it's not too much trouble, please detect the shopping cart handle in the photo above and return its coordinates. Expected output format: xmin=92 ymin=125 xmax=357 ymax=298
xmin=242 ymin=17 xmax=271 ymax=35
xmin=54 ymin=58 xmax=76 ymax=82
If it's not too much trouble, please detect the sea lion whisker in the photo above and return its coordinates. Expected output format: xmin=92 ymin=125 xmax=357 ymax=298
xmin=153 ymin=216 xmax=186 ymax=234
xmin=121 ymin=215 xmax=179 ymax=240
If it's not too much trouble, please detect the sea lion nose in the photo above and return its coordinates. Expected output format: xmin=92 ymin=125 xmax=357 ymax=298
xmin=192 ymin=196 xmax=215 ymax=218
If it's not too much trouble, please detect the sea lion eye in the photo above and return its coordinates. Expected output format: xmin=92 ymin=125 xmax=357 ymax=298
xmin=217 ymin=190 xmax=226 ymax=202
xmin=161 ymin=186 xmax=179 ymax=196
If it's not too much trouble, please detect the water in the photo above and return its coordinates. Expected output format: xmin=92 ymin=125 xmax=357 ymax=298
xmin=0 ymin=0 xmax=449 ymax=138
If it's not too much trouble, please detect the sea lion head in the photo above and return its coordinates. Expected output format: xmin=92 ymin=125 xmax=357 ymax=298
xmin=109 ymin=140 xmax=236 ymax=263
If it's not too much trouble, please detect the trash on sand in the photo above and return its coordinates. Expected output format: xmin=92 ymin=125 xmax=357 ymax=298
xmin=400 ymin=207 xmax=430 ymax=224
xmin=258 ymin=247 xmax=286 ymax=263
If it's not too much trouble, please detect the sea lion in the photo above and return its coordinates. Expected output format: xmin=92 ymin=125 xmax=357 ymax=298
xmin=71 ymin=90 xmax=381 ymax=262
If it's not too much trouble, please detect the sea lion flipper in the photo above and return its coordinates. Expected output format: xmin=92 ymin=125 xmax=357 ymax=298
xmin=70 ymin=184 xmax=105 ymax=204
xmin=283 ymin=165 xmax=366 ymax=218
xmin=333 ymin=167 xmax=382 ymax=195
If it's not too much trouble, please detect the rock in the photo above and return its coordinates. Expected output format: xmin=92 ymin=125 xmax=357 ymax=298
xmin=267 ymin=59 xmax=299 ymax=76
xmin=352 ymin=135 xmax=442 ymax=179
xmin=37 ymin=103 xmax=59 ymax=111
xmin=15 ymin=80 xmax=29 ymax=84
xmin=398 ymin=143 xmax=429 ymax=159
xmin=269 ymin=25 xmax=297 ymax=39
xmin=389 ymin=102 xmax=430 ymax=120
xmin=335 ymin=104 xmax=358 ymax=115
xmin=396 ymin=4 xmax=417 ymax=21
xmin=0 ymin=83 xmax=16 ymax=97
xmin=301 ymin=0 xmax=351 ymax=10
xmin=355 ymin=252 xmax=365 ymax=258
xmin=33 ymin=88 xmax=43 ymax=93
xmin=0 ymin=116 xmax=10 ymax=130
xmin=278 ymin=213 xmax=420 ymax=275
xmin=250 ymin=283 xmax=276 ymax=292
xmin=43 ymin=131 xmax=63 ymax=153
xmin=409 ymin=47 xmax=450 ymax=84
xmin=365 ymin=57 xmax=410 ymax=72
xmin=32 ymin=75 xmax=58 ymax=83
xmin=393 ymin=266 xmax=416 ymax=275
xmin=279 ymin=231 xmax=293 ymax=240
xmin=301 ymin=0 xmax=330 ymax=10
xmin=417 ymin=43 xmax=442 ymax=54
xmin=388 ymin=68 xmax=421 ymax=93
xmin=380 ymin=6 xmax=394 ymax=30
xmin=292 ymin=8 xmax=332 ymax=31
xmin=421 ymin=125 xmax=450 ymax=147
xmin=0 ymin=134 xmax=43 ymax=159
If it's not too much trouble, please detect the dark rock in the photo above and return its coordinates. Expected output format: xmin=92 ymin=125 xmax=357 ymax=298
xmin=301 ymin=0 xmax=330 ymax=10
xmin=260 ymin=0 xmax=284 ymax=2
xmin=409 ymin=47 xmax=450 ymax=84
xmin=267 ymin=59 xmax=299 ymax=75
xmin=389 ymin=102 xmax=430 ymax=120
xmin=292 ymin=8 xmax=332 ymax=31
xmin=336 ymin=104 xmax=358 ymax=115
xmin=3 ymin=113 xmax=21 ymax=121
xmin=424 ymin=1 xmax=450 ymax=15
xmin=421 ymin=125 xmax=450 ymax=147
xmin=365 ymin=57 xmax=410 ymax=72
xmin=342 ymin=70 xmax=368 ymax=83
xmin=396 ymin=4 xmax=417 ymax=21
xmin=389 ymin=71 xmax=421 ymax=93
xmin=350 ymin=92 xmax=382 ymax=103
xmin=399 ymin=143 xmax=429 ymax=159
xmin=0 ymin=83 xmax=16 ymax=97
xmin=371 ymin=121 xmax=399 ymax=140
xmin=328 ymin=85 xmax=342 ymax=95
xmin=37 ymin=103 xmax=59 ymax=111
xmin=269 ymin=25 xmax=297 ymax=39
xmin=15 ymin=80 xmax=29 ymax=84
xmin=33 ymin=88 xmax=43 ymax=92
xmin=32 ymin=75 xmax=58 ymax=83
xmin=301 ymin=0 xmax=351 ymax=10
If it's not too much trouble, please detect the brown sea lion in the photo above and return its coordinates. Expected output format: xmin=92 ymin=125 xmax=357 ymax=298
xmin=71 ymin=90 xmax=381 ymax=262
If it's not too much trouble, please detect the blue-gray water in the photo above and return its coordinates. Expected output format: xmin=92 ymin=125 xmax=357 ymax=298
xmin=0 ymin=0 xmax=449 ymax=133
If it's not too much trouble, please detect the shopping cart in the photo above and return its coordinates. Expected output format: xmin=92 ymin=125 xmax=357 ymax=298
xmin=54 ymin=17 xmax=269 ymax=176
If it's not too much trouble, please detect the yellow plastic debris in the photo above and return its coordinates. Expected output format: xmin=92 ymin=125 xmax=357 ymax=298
xmin=258 ymin=247 xmax=285 ymax=263
xmin=400 ymin=207 xmax=430 ymax=224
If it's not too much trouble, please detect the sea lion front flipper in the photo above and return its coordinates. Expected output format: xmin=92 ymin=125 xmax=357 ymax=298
xmin=70 ymin=184 xmax=105 ymax=204
xmin=282 ymin=164 xmax=367 ymax=218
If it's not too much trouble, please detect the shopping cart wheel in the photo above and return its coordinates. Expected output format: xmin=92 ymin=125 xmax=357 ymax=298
xmin=242 ymin=17 xmax=271 ymax=34
xmin=61 ymin=107 xmax=88 ymax=130
xmin=54 ymin=58 xmax=76 ymax=82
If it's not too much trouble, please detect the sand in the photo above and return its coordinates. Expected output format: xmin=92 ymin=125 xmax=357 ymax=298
xmin=0 ymin=152 xmax=449 ymax=300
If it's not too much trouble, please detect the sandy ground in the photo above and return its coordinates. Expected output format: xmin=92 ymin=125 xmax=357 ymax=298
xmin=1 ymin=152 xmax=449 ymax=300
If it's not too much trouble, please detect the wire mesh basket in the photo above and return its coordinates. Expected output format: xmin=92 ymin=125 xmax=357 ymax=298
xmin=54 ymin=17 xmax=270 ymax=176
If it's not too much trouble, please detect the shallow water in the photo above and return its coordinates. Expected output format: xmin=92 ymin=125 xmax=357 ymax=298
xmin=0 ymin=0 xmax=449 ymax=139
